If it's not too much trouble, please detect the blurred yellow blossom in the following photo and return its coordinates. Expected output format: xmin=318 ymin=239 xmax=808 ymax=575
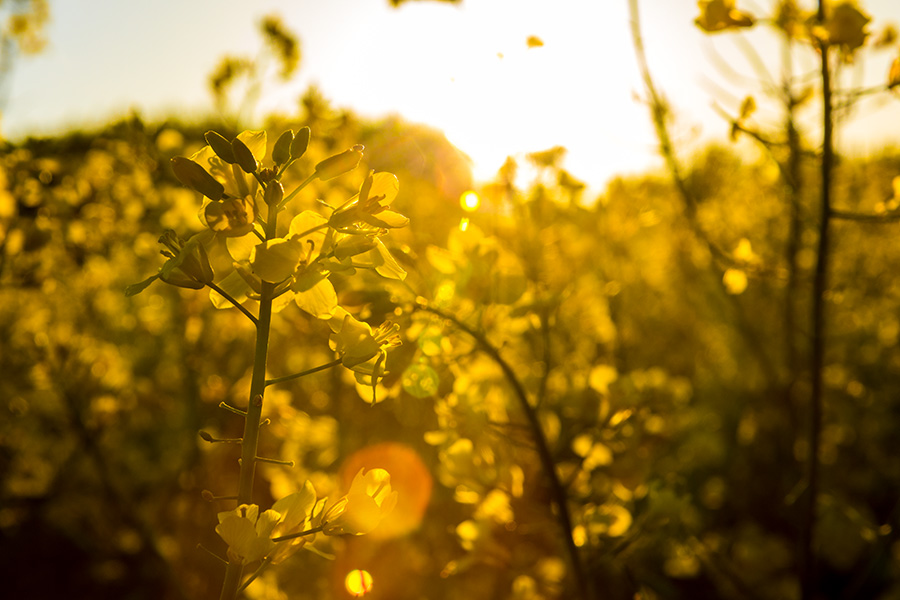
xmin=695 ymin=0 xmax=755 ymax=33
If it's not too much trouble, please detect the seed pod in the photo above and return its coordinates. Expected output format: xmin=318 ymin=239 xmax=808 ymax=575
xmin=232 ymin=138 xmax=258 ymax=173
xmin=205 ymin=131 xmax=236 ymax=164
xmin=290 ymin=126 xmax=311 ymax=159
xmin=171 ymin=156 xmax=225 ymax=200
xmin=315 ymin=145 xmax=363 ymax=181
xmin=272 ymin=130 xmax=293 ymax=165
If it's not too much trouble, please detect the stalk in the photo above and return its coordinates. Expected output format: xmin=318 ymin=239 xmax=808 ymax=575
xmin=219 ymin=200 xmax=280 ymax=600
xmin=801 ymin=4 xmax=833 ymax=598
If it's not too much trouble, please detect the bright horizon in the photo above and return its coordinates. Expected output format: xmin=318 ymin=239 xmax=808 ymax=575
xmin=5 ymin=0 xmax=900 ymax=188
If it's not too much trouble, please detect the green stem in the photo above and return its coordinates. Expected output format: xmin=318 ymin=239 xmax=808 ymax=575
xmin=237 ymin=557 xmax=273 ymax=594
xmin=278 ymin=172 xmax=318 ymax=210
xmin=293 ymin=223 xmax=330 ymax=240
xmin=271 ymin=525 xmax=324 ymax=543
xmin=265 ymin=359 xmax=342 ymax=387
xmin=208 ymin=282 xmax=258 ymax=326
xmin=219 ymin=187 xmax=280 ymax=600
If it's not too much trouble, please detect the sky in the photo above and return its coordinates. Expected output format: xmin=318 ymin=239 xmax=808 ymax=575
xmin=4 ymin=0 xmax=900 ymax=188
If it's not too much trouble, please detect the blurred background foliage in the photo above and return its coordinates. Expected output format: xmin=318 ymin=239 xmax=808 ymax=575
xmin=3 ymin=95 xmax=900 ymax=599
xmin=2 ymin=5 xmax=900 ymax=600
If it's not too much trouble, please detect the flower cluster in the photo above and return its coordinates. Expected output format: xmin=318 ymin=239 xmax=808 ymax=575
xmin=215 ymin=470 xmax=397 ymax=565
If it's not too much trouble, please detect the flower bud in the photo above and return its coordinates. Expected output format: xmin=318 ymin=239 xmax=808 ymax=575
xmin=334 ymin=234 xmax=378 ymax=260
xmin=264 ymin=181 xmax=284 ymax=207
xmin=272 ymin=130 xmax=293 ymax=165
xmin=171 ymin=156 xmax=225 ymax=200
xmin=158 ymin=233 xmax=215 ymax=289
xmin=315 ymin=145 xmax=363 ymax=181
xmin=232 ymin=138 xmax=258 ymax=173
xmin=290 ymin=126 xmax=310 ymax=159
xmin=205 ymin=131 xmax=236 ymax=164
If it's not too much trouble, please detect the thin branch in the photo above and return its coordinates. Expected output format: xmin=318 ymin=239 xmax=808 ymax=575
xmin=629 ymin=0 xmax=778 ymax=383
xmin=237 ymin=557 xmax=273 ymax=593
xmin=801 ymin=4 xmax=833 ymax=596
xmin=265 ymin=358 xmax=342 ymax=387
xmin=416 ymin=301 xmax=594 ymax=600
xmin=830 ymin=209 xmax=900 ymax=223
xmin=208 ymin=282 xmax=258 ymax=326
xmin=272 ymin=525 xmax=324 ymax=543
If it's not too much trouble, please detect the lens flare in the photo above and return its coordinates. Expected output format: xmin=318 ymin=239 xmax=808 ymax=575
xmin=345 ymin=569 xmax=374 ymax=597
xmin=460 ymin=191 xmax=480 ymax=212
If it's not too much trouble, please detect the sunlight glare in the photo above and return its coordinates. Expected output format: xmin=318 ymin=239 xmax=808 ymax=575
xmin=345 ymin=570 xmax=374 ymax=597
xmin=460 ymin=191 xmax=480 ymax=212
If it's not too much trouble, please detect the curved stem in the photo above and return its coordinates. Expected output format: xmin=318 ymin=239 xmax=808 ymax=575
xmin=265 ymin=359 xmax=342 ymax=387
xmin=417 ymin=302 xmax=594 ymax=600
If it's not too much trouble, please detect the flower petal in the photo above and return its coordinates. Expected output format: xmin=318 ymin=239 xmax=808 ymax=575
xmin=251 ymin=238 xmax=304 ymax=283
xmin=294 ymin=277 xmax=338 ymax=319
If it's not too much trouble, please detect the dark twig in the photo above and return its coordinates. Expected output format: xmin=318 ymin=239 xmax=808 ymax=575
xmin=416 ymin=301 xmax=594 ymax=600
xmin=801 ymin=4 xmax=833 ymax=597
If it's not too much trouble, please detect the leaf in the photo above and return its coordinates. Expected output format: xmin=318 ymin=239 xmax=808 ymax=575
xmin=125 ymin=274 xmax=158 ymax=296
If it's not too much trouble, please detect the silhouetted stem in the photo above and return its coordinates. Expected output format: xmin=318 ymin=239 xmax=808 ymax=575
xmin=417 ymin=303 xmax=594 ymax=600
xmin=802 ymin=5 xmax=833 ymax=597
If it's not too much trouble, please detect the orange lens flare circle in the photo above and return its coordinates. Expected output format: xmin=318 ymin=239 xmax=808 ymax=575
xmin=339 ymin=442 xmax=433 ymax=539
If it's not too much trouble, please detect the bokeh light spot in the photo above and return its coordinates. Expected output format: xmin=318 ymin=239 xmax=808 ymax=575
xmin=345 ymin=569 xmax=373 ymax=597
xmin=460 ymin=191 xmax=480 ymax=212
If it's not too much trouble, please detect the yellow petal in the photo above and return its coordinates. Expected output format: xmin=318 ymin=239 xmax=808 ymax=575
xmin=251 ymin=238 xmax=303 ymax=283
xmin=294 ymin=277 xmax=338 ymax=319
